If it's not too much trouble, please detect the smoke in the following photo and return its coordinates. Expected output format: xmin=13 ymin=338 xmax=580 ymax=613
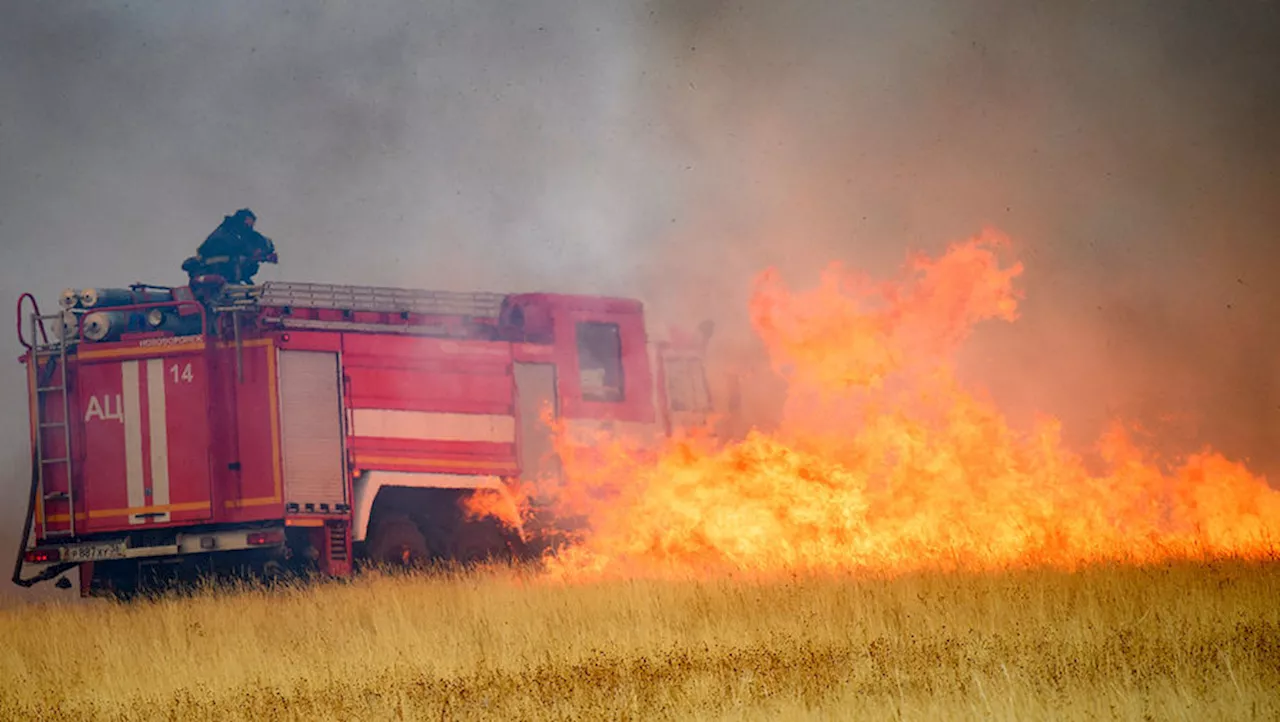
xmin=0 ymin=1 xmax=684 ymax=292
xmin=629 ymin=1 xmax=1280 ymax=474
xmin=2 ymin=1 xmax=1278 ymax=595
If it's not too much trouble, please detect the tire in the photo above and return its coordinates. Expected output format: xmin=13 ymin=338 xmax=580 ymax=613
xmin=365 ymin=513 xmax=430 ymax=567
xmin=450 ymin=517 xmax=525 ymax=564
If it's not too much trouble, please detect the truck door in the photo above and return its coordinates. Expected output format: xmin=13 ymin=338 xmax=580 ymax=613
xmin=514 ymin=362 xmax=560 ymax=485
xmin=660 ymin=353 xmax=713 ymax=433
xmin=78 ymin=354 xmax=214 ymax=530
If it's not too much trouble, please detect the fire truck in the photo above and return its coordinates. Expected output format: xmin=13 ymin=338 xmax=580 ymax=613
xmin=12 ymin=276 xmax=713 ymax=595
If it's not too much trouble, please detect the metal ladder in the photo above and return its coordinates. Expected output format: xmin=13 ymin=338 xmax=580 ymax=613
xmin=226 ymin=281 xmax=507 ymax=318
xmin=31 ymin=312 xmax=76 ymax=539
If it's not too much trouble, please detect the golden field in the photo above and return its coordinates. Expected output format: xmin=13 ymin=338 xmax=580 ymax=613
xmin=1 ymin=560 xmax=1278 ymax=721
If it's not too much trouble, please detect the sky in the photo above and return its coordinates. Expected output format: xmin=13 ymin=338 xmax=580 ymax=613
xmin=2 ymin=1 xmax=1278 ymax=599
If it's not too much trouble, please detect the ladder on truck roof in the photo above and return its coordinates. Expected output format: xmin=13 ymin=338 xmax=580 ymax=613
xmin=31 ymin=312 xmax=77 ymax=540
xmin=222 ymin=281 xmax=507 ymax=319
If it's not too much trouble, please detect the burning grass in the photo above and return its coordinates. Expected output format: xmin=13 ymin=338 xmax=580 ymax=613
xmin=474 ymin=231 xmax=1280 ymax=579
xmin=1 ymin=560 xmax=1279 ymax=721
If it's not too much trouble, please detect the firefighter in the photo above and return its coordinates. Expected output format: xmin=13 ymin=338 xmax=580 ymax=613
xmin=183 ymin=208 xmax=277 ymax=284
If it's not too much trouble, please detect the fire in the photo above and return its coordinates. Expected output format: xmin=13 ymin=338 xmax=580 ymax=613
xmin=460 ymin=486 xmax=527 ymax=538
xmin=495 ymin=230 xmax=1280 ymax=577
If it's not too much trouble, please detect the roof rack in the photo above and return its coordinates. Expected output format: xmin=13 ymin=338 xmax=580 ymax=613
xmin=222 ymin=281 xmax=507 ymax=319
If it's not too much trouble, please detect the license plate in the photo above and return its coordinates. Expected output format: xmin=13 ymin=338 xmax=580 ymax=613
xmin=62 ymin=540 xmax=128 ymax=562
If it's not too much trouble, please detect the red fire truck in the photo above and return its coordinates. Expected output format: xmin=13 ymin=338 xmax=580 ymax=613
xmin=13 ymin=278 xmax=713 ymax=595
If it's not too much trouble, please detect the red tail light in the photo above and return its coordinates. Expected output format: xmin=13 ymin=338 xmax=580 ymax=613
xmin=24 ymin=548 xmax=60 ymax=564
xmin=246 ymin=529 xmax=285 ymax=546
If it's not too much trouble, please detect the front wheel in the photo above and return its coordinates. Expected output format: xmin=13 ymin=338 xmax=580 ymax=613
xmin=449 ymin=517 xmax=526 ymax=564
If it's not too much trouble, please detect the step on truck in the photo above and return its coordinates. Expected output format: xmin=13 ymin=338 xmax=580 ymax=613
xmin=13 ymin=278 xmax=713 ymax=596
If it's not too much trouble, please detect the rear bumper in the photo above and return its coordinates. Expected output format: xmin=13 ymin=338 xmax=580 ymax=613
xmin=24 ymin=526 xmax=285 ymax=566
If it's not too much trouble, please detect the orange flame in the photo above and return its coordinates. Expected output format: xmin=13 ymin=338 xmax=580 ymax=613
xmin=479 ymin=230 xmax=1280 ymax=577
xmin=460 ymin=485 xmax=528 ymax=539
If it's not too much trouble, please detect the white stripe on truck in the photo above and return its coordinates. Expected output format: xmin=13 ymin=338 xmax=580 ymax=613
xmin=351 ymin=409 xmax=516 ymax=443
xmin=146 ymin=359 xmax=172 ymax=523
xmin=120 ymin=361 xmax=145 ymax=525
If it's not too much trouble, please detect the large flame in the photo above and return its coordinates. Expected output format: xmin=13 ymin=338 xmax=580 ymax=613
xmin=493 ymin=230 xmax=1280 ymax=577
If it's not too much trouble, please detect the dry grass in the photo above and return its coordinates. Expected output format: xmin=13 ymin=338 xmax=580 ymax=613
xmin=1 ymin=560 xmax=1278 ymax=721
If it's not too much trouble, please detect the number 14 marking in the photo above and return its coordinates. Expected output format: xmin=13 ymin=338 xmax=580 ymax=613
xmin=170 ymin=363 xmax=194 ymax=384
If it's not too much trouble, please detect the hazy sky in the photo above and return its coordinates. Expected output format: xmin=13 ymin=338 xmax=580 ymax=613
xmin=2 ymin=1 xmax=1278 ymax=598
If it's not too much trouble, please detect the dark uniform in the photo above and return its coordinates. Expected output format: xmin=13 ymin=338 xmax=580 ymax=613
xmin=184 ymin=209 xmax=276 ymax=284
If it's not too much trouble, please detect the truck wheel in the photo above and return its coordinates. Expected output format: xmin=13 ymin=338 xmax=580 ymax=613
xmin=261 ymin=559 xmax=288 ymax=583
xmin=365 ymin=513 xmax=429 ymax=567
xmin=452 ymin=518 xmax=524 ymax=563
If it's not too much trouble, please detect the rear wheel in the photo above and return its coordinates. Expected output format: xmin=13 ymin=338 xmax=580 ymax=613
xmin=365 ymin=513 xmax=429 ymax=567
xmin=362 ymin=488 xmax=533 ymax=568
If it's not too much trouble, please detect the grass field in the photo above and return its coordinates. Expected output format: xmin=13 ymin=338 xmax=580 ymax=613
xmin=1 ymin=560 xmax=1278 ymax=721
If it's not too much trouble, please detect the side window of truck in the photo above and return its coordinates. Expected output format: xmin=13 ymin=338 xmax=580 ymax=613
xmin=576 ymin=321 xmax=625 ymax=402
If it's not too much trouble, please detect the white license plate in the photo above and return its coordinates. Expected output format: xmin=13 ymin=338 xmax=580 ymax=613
xmin=62 ymin=540 xmax=128 ymax=562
